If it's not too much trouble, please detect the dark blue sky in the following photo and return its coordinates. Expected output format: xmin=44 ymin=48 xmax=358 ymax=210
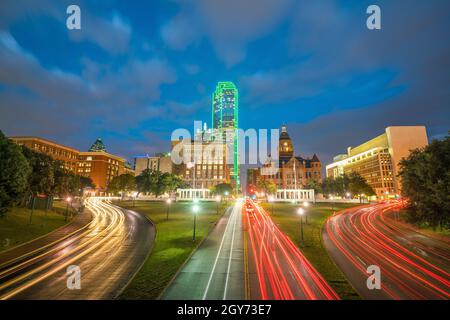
xmin=1 ymin=0 xmax=449 ymax=167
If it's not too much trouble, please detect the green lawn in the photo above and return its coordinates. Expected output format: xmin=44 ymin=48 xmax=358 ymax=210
xmin=114 ymin=200 xmax=226 ymax=299
xmin=0 ymin=200 xmax=73 ymax=252
xmin=261 ymin=201 xmax=361 ymax=300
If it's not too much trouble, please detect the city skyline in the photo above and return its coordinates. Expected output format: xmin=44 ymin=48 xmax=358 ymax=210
xmin=0 ymin=1 xmax=449 ymax=306
xmin=0 ymin=1 xmax=449 ymax=167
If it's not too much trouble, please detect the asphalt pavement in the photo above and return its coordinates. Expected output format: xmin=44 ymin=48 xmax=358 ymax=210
xmin=323 ymin=202 xmax=450 ymax=299
xmin=0 ymin=198 xmax=155 ymax=300
xmin=162 ymin=201 xmax=245 ymax=300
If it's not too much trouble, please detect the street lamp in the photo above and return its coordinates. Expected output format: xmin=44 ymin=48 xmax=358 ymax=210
xmin=346 ymin=192 xmax=351 ymax=199
xmin=297 ymin=208 xmax=305 ymax=246
xmin=215 ymin=195 xmax=221 ymax=215
xmin=166 ymin=198 xmax=172 ymax=220
xmin=65 ymin=197 xmax=72 ymax=222
xmin=192 ymin=204 xmax=200 ymax=241
xmin=302 ymin=201 xmax=309 ymax=224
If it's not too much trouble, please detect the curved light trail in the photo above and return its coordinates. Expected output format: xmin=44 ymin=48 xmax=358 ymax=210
xmin=0 ymin=198 xmax=154 ymax=300
xmin=244 ymin=199 xmax=339 ymax=300
xmin=323 ymin=202 xmax=450 ymax=300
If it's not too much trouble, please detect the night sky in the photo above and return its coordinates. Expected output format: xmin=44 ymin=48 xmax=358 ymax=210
xmin=1 ymin=0 xmax=449 ymax=170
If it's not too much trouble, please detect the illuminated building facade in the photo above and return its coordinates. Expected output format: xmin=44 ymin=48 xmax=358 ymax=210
xmin=9 ymin=135 xmax=131 ymax=193
xmin=260 ymin=125 xmax=322 ymax=189
xmin=171 ymin=135 xmax=230 ymax=189
xmin=134 ymin=153 xmax=173 ymax=176
xmin=10 ymin=136 xmax=79 ymax=172
xmin=326 ymin=126 xmax=428 ymax=199
xmin=212 ymin=81 xmax=239 ymax=192
xmin=77 ymin=151 xmax=128 ymax=191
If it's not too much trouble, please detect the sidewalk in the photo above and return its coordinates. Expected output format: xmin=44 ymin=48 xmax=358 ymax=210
xmin=0 ymin=209 xmax=92 ymax=266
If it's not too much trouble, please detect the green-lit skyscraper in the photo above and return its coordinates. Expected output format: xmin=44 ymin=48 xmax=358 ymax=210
xmin=212 ymin=82 xmax=240 ymax=192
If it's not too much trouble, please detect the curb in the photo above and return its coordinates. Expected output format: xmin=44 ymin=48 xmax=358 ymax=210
xmin=157 ymin=205 xmax=230 ymax=300
xmin=111 ymin=203 xmax=157 ymax=300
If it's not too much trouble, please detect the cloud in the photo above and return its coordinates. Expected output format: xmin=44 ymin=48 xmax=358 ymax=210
xmin=0 ymin=31 xmax=177 ymax=156
xmin=184 ymin=64 xmax=200 ymax=75
xmin=68 ymin=11 xmax=132 ymax=55
xmin=239 ymin=0 xmax=450 ymax=171
xmin=161 ymin=0 xmax=294 ymax=66
xmin=0 ymin=0 xmax=132 ymax=55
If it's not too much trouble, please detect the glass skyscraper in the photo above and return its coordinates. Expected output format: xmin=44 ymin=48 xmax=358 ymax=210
xmin=212 ymin=81 xmax=240 ymax=192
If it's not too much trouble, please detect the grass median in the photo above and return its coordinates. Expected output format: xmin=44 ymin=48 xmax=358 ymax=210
xmin=261 ymin=201 xmax=361 ymax=300
xmin=0 ymin=200 xmax=73 ymax=252
xmin=114 ymin=200 xmax=226 ymax=299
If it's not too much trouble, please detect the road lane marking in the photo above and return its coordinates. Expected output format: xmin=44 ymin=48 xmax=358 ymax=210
xmin=243 ymin=209 xmax=250 ymax=300
xmin=202 ymin=204 xmax=237 ymax=300
xmin=223 ymin=203 xmax=238 ymax=299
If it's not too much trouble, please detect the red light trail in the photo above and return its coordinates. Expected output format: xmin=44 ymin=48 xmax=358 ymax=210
xmin=244 ymin=199 xmax=339 ymax=300
xmin=324 ymin=202 xmax=450 ymax=299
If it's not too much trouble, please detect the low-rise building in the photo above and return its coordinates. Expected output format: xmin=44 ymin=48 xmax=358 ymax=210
xmin=10 ymin=136 xmax=79 ymax=172
xmin=10 ymin=135 xmax=130 ymax=193
xmin=134 ymin=153 xmax=172 ymax=176
xmin=77 ymin=151 xmax=127 ymax=191
xmin=326 ymin=126 xmax=428 ymax=199
xmin=259 ymin=125 xmax=322 ymax=189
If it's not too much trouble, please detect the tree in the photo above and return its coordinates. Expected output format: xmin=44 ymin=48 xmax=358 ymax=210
xmin=135 ymin=169 xmax=153 ymax=195
xmin=0 ymin=132 xmax=31 ymax=217
xmin=79 ymin=176 xmax=95 ymax=190
xmin=256 ymin=178 xmax=277 ymax=198
xmin=347 ymin=172 xmax=375 ymax=201
xmin=399 ymin=135 xmax=450 ymax=230
xmin=108 ymin=173 xmax=136 ymax=196
xmin=20 ymin=146 xmax=55 ymax=204
xmin=304 ymin=179 xmax=323 ymax=194
xmin=162 ymin=173 xmax=184 ymax=197
xmin=322 ymin=173 xmax=374 ymax=200
xmin=136 ymin=169 xmax=184 ymax=198
xmin=210 ymin=183 xmax=233 ymax=196
xmin=322 ymin=177 xmax=345 ymax=197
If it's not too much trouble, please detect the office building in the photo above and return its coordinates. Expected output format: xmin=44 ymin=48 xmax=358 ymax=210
xmin=326 ymin=126 xmax=428 ymax=198
xmin=10 ymin=136 xmax=79 ymax=172
xmin=212 ymin=81 xmax=240 ymax=192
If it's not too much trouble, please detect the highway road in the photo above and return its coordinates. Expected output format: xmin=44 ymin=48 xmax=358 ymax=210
xmin=162 ymin=201 xmax=245 ymax=300
xmin=323 ymin=202 xmax=450 ymax=299
xmin=0 ymin=198 xmax=154 ymax=300
xmin=163 ymin=199 xmax=339 ymax=300
xmin=244 ymin=200 xmax=339 ymax=300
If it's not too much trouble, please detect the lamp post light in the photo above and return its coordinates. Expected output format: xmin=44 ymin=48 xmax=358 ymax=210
xmin=192 ymin=204 xmax=200 ymax=241
xmin=302 ymin=201 xmax=309 ymax=224
xmin=65 ymin=197 xmax=72 ymax=222
xmin=346 ymin=192 xmax=351 ymax=199
xmin=297 ymin=208 xmax=305 ymax=246
xmin=215 ymin=195 xmax=221 ymax=215
xmin=166 ymin=198 xmax=172 ymax=220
